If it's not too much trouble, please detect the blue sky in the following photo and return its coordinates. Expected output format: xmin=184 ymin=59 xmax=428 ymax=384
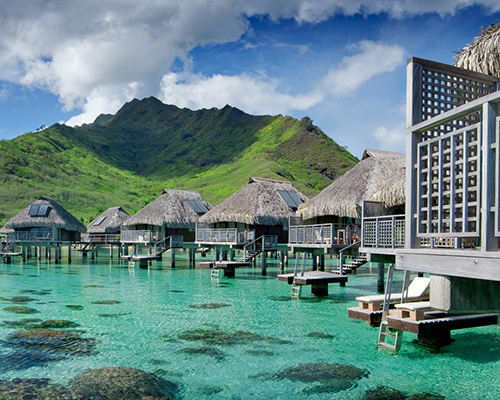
xmin=1 ymin=1 xmax=500 ymax=158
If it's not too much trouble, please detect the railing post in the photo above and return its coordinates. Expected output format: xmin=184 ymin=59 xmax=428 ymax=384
xmin=340 ymin=250 xmax=344 ymax=275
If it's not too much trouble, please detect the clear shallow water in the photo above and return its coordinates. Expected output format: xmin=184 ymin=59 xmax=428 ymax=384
xmin=0 ymin=251 xmax=499 ymax=399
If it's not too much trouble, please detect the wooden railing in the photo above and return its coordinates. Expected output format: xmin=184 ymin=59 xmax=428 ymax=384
xmin=362 ymin=215 xmax=405 ymax=249
xmin=195 ymin=228 xmax=253 ymax=245
xmin=9 ymin=231 xmax=54 ymax=242
xmin=81 ymin=233 xmax=121 ymax=244
xmin=120 ymin=230 xmax=164 ymax=243
xmin=288 ymin=223 xmax=360 ymax=246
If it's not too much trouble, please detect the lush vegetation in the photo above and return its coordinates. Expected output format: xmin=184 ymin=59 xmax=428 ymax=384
xmin=0 ymin=97 xmax=358 ymax=225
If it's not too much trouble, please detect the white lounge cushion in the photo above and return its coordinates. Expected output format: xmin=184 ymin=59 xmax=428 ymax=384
xmin=394 ymin=301 xmax=431 ymax=311
xmin=356 ymin=277 xmax=430 ymax=303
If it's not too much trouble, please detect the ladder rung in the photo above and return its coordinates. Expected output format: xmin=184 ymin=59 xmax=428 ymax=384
xmin=380 ymin=331 xmax=397 ymax=339
xmin=378 ymin=342 xmax=397 ymax=350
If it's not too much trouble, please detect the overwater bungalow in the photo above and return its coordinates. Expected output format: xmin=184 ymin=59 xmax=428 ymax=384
xmin=196 ymin=177 xmax=308 ymax=272
xmin=85 ymin=206 xmax=131 ymax=239
xmin=350 ymin=56 xmax=500 ymax=351
xmin=288 ymin=149 xmax=405 ymax=273
xmin=79 ymin=206 xmax=131 ymax=258
xmin=4 ymin=196 xmax=86 ymax=262
xmin=121 ymin=189 xmax=212 ymax=264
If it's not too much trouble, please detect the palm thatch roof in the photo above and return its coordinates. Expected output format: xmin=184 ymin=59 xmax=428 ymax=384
xmin=454 ymin=23 xmax=500 ymax=76
xmin=87 ymin=207 xmax=131 ymax=234
xmin=5 ymin=196 xmax=86 ymax=233
xmin=372 ymin=170 xmax=406 ymax=208
xmin=124 ymin=189 xmax=212 ymax=229
xmin=297 ymin=149 xmax=405 ymax=220
xmin=198 ymin=177 xmax=308 ymax=226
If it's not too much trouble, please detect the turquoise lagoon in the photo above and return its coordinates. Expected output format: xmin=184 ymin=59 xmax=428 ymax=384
xmin=0 ymin=251 xmax=499 ymax=399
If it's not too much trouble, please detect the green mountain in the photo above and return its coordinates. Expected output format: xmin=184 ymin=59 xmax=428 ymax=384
xmin=0 ymin=97 xmax=358 ymax=225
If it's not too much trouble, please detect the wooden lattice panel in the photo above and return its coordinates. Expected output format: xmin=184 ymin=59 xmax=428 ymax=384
xmin=420 ymin=67 xmax=493 ymax=139
xmin=362 ymin=220 xmax=377 ymax=247
xmin=417 ymin=124 xmax=481 ymax=237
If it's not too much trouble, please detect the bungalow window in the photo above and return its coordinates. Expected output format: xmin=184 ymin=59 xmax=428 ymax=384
xmin=93 ymin=216 xmax=106 ymax=226
xmin=278 ymin=190 xmax=303 ymax=210
xmin=186 ymin=199 xmax=209 ymax=215
xmin=28 ymin=204 xmax=50 ymax=217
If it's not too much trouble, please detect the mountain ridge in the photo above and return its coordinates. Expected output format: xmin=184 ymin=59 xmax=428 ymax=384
xmin=0 ymin=97 xmax=358 ymax=225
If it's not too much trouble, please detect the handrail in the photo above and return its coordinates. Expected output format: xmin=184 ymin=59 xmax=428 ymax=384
xmin=339 ymin=241 xmax=361 ymax=275
xmin=243 ymin=235 xmax=278 ymax=261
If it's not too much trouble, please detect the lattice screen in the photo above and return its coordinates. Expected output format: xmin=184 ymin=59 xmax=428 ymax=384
xmin=362 ymin=220 xmax=376 ymax=246
xmin=420 ymin=67 xmax=494 ymax=140
xmin=417 ymin=124 xmax=481 ymax=237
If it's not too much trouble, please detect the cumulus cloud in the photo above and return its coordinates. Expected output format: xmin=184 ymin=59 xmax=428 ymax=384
xmin=372 ymin=123 xmax=406 ymax=152
xmin=158 ymin=40 xmax=405 ymax=115
xmin=159 ymin=72 xmax=323 ymax=115
xmin=322 ymin=41 xmax=406 ymax=96
xmin=0 ymin=0 xmax=497 ymax=125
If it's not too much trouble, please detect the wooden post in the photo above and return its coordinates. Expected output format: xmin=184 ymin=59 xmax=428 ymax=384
xmin=21 ymin=246 xmax=26 ymax=261
xmin=261 ymin=251 xmax=267 ymax=276
xmin=46 ymin=245 xmax=50 ymax=260
xmin=189 ymin=248 xmax=196 ymax=267
xmin=68 ymin=245 xmax=72 ymax=263
xmin=280 ymin=251 xmax=285 ymax=270
xmin=171 ymin=248 xmax=176 ymax=268
xmin=377 ymin=263 xmax=385 ymax=293
xmin=55 ymin=245 xmax=59 ymax=264
xmin=312 ymin=283 xmax=328 ymax=296
xmin=312 ymin=254 xmax=317 ymax=271
xmin=319 ymin=254 xmax=325 ymax=271
xmin=229 ymin=249 xmax=234 ymax=261
xmin=109 ymin=245 xmax=113 ymax=258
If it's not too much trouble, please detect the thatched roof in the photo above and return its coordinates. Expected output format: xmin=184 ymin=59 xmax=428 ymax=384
xmin=87 ymin=207 xmax=131 ymax=234
xmin=124 ymin=189 xmax=212 ymax=229
xmin=372 ymin=170 xmax=406 ymax=208
xmin=454 ymin=23 xmax=500 ymax=76
xmin=198 ymin=177 xmax=308 ymax=226
xmin=297 ymin=149 xmax=405 ymax=220
xmin=5 ymin=196 xmax=86 ymax=233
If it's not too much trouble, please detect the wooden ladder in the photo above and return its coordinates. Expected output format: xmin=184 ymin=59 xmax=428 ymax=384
xmin=377 ymin=264 xmax=408 ymax=352
xmin=290 ymin=253 xmax=307 ymax=299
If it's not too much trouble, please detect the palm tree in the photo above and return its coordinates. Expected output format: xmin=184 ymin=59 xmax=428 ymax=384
xmin=454 ymin=22 xmax=500 ymax=77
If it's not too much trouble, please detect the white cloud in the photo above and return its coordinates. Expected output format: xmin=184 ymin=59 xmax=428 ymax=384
xmin=158 ymin=40 xmax=405 ymax=116
xmin=371 ymin=123 xmax=406 ymax=152
xmin=159 ymin=72 xmax=323 ymax=115
xmin=65 ymin=83 xmax=142 ymax=126
xmin=0 ymin=0 xmax=496 ymax=125
xmin=322 ymin=41 xmax=406 ymax=96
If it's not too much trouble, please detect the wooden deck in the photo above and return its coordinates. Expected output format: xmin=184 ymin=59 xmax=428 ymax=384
xmin=120 ymin=255 xmax=160 ymax=268
xmin=347 ymin=307 xmax=384 ymax=327
xmin=348 ymin=306 xmax=498 ymax=345
xmin=278 ymin=271 xmax=348 ymax=296
xmin=278 ymin=271 xmax=348 ymax=285
xmin=213 ymin=261 xmax=251 ymax=277
xmin=387 ymin=311 xmax=498 ymax=335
